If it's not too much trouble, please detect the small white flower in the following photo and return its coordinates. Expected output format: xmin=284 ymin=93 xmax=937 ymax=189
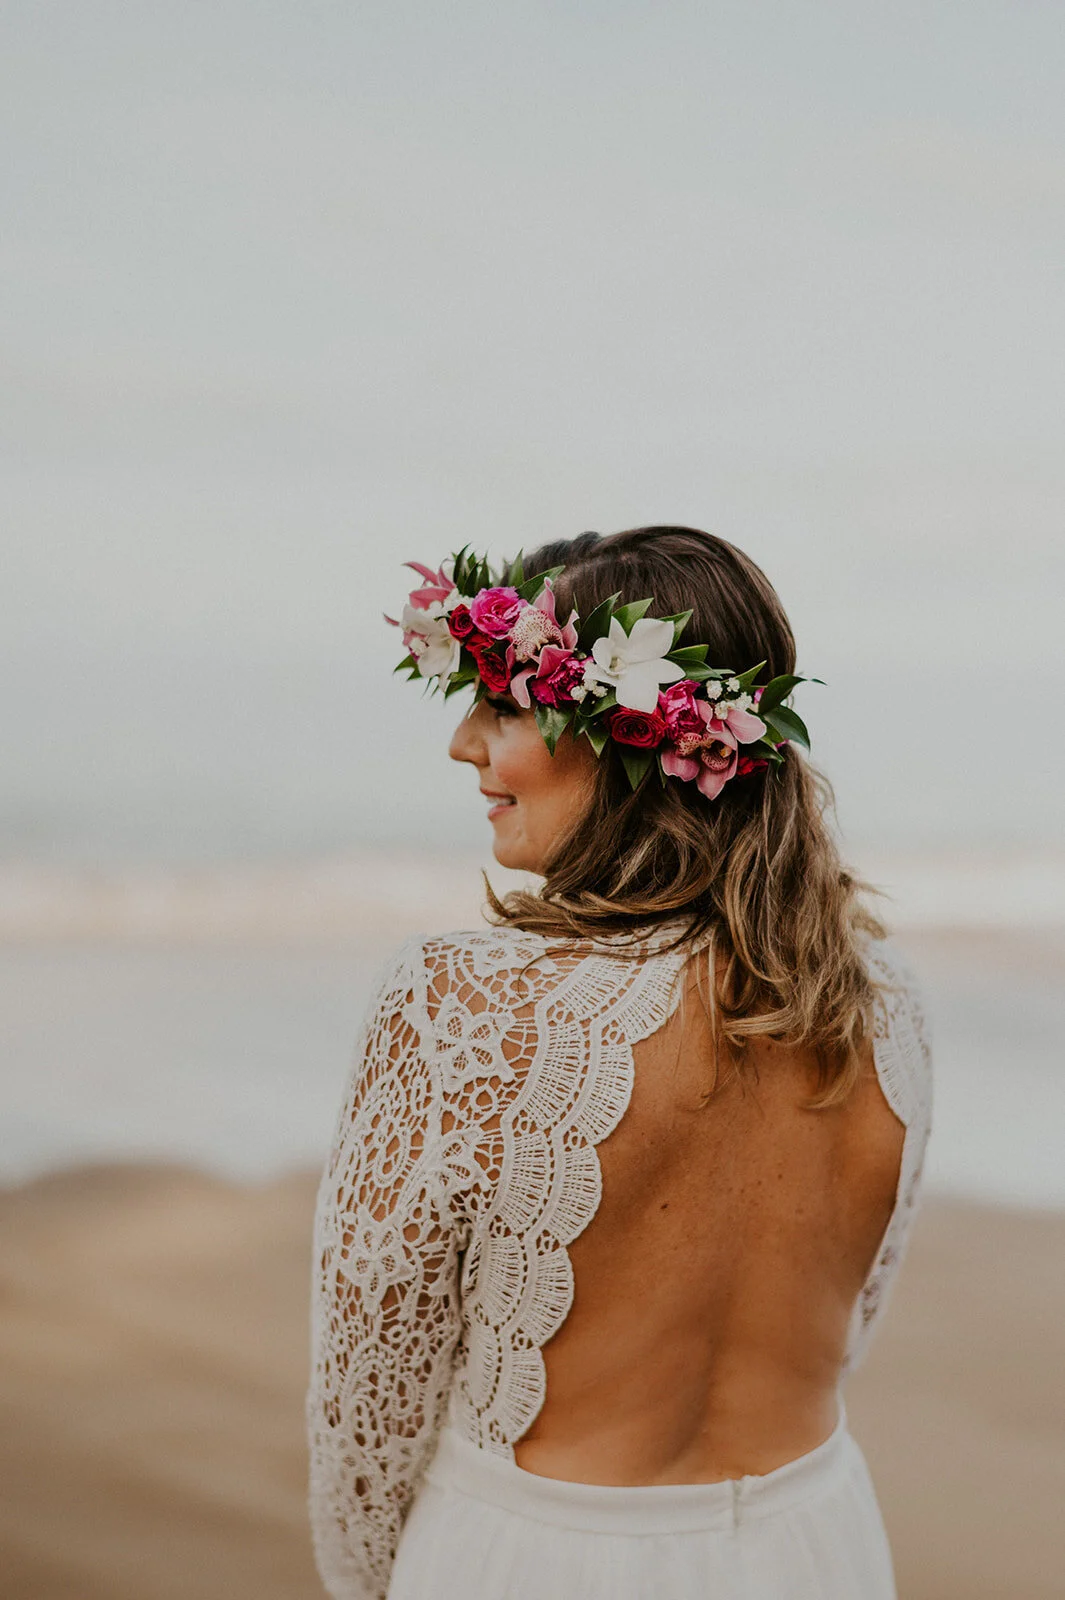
xmin=725 ymin=676 xmax=740 ymax=693
xmin=733 ymin=692 xmax=753 ymax=712
xmin=590 ymin=681 xmax=607 ymax=698
xmin=585 ymin=616 xmax=684 ymax=713
xmin=569 ymin=684 xmax=587 ymax=702
xmin=705 ymin=680 xmax=722 ymax=700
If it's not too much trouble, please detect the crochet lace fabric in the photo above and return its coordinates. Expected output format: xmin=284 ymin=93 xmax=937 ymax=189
xmin=307 ymin=923 xmax=932 ymax=1600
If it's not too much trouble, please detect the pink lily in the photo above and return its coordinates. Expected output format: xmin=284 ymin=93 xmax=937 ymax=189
xmin=404 ymin=559 xmax=454 ymax=610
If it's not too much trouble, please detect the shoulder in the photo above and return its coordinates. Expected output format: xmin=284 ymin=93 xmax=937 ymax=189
xmin=418 ymin=924 xmax=561 ymax=987
xmin=363 ymin=925 xmax=565 ymax=1027
xmin=858 ymin=933 xmax=929 ymax=1028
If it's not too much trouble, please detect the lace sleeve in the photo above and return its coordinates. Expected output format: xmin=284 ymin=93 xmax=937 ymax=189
xmin=307 ymin=937 xmax=463 ymax=1600
xmin=844 ymin=936 xmax=934 ymax=1370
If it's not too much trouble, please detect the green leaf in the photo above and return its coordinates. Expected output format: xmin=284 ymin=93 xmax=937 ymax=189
xmin=581 ymin=722 xmax=610 ymax=757
xmin=576 ymin=592 xmax=622 ymax=651
xmin=667 ymin=644 xmax=709 ymax=669
xmin=763 ymin=704 xmax=810 ymax=749
xmin=677 ymin=663 xmax=715 ymax=681
xmin=618 ymin=746 xmax=654 ymax=791
xmin=581 ymin=690 xmax=617 ymax=717
xmin=533 ymin=702 xmax=573 ymax=754
xmin=659 ymin=608 xmax=693 ymax=647
xmin=756 ymin=674 xmax=804 ymax=716
xmin=393 ymin=652 xmax=417 ymax=673
xmin=612 ymin=597 xmax=654 ymax=633
xmin=450 ymin=545 xmax=472 ymax=592
xmin=515 ymin=565 xmax=566 ymax=602
xmin=734 ymin=660 xmax=767 ymax=692
xmin=504 ymin=550 xmax=525 ymax=587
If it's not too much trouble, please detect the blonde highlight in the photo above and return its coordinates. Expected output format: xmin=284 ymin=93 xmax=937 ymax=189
xmin=482 ymin=527 xmax=887 ymax=1106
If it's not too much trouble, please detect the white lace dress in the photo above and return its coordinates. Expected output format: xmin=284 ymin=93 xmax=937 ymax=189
xmin=307 ymin=920 xmax=932 ymax=1600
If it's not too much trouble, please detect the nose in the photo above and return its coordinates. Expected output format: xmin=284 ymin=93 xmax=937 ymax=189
xmin=449 ymin=701 xmax=488 ymax=768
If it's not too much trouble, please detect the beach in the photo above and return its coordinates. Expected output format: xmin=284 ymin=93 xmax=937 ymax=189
xmin=1 ymin=1166 xmax=1063 ymax=1600
xmin=1 ymin=887 xmax=1063 ymax=1598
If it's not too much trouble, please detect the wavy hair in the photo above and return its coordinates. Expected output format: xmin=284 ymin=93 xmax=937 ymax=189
xmin=484 ymin=525 xmax=887 ymax=1106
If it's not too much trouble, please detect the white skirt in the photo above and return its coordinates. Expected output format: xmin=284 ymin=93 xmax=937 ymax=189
xmin=389 ymin=1407 xmax=896 ymax=1599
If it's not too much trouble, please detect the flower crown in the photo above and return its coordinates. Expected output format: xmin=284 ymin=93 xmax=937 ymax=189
xmin=388 ymin=548 xmax=817 ymax=800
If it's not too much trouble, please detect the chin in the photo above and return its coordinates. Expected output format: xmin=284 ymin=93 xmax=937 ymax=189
xmin=491 ymin=838 xmax=524 ymax=870
xmin=489 ymin=828 xmax=537 ymax=874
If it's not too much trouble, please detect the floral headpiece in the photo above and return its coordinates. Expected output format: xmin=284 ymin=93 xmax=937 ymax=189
xmin=388 ymin=548 xmax=817 ymax=800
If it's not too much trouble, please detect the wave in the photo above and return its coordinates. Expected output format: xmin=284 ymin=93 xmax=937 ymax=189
xmin=0 ymin=846 xmax=1063 ymax=944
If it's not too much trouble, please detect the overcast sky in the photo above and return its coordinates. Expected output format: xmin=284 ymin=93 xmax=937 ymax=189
xmin=3 ymin=2 xmax=1063 ymax=861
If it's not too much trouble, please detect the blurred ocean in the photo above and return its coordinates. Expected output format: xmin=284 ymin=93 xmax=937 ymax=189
xmin=0 ymin=849 xmax=1062 ymax=1209
xmin=3 ymin=0 xmax=1064 ymax=1211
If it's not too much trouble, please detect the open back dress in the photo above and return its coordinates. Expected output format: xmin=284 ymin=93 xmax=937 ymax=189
xmin=307 ymin=919 xmax=932 ymax=1600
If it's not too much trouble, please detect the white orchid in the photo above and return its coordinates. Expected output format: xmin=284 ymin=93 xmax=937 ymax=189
xmin=401 ymin=601 xmax=460 ymax=684
xmin=586 ymin=616 xmax=684 ymax=713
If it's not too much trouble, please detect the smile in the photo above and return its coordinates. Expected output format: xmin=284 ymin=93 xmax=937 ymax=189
xmin=481 ymin=792 xmax=517 ymax=813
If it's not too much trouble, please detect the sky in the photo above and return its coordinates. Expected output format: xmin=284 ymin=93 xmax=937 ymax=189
xmin=3 ymin=1 xmax=1063 ymax=863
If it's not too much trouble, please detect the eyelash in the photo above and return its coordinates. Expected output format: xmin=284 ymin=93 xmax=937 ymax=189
xmin=487 ymin=696 xmax=516 ymax=718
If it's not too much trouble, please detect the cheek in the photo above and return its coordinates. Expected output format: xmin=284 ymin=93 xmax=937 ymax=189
xmin=489 ymin=721 xmax=558 ymax=795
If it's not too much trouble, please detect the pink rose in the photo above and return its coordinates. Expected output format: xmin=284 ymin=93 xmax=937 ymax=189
xmin=469 ymin=586 xmax=525 ymax=639
xmin=609 ymin=707 xmax=667 ymax=748
xmin=657 ymin=680 xmax=704 ymax=741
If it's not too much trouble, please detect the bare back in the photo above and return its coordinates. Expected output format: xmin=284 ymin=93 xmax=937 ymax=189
xmin=515 ymin=958 xmax=906 ymax=1484
xmin=309 ymin=926 xmax=932 ymax=1589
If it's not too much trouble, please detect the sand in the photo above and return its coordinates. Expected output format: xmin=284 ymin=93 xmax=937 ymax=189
xmin=1 ymin=1166 xmax=1063 ymax=1600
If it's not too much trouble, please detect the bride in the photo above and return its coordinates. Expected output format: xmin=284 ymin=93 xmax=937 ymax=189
xmin=307 ymin=525 xmax=932 ymax=1599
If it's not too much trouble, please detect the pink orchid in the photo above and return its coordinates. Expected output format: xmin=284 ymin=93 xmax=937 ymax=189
xmin=404 ymin=560 xmax=454 ymax=610
xmin=508 ymin=578 xmax=579 ymax=662
xmin=660 ymin=699 xmax=767 ymax=800
xmin=718 ymin=702 xmax=767 ymax=744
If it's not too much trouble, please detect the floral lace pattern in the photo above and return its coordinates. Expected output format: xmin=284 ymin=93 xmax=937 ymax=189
xmin=307 ymin=922 xmax=932 ymax=1599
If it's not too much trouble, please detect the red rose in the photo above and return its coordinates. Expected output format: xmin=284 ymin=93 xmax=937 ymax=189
xmin=448 ymin=604 xmax=477 ymax=641
xmin=469 ymin=636 xmax=513 ymax=693
xmin=608 ymin=707 xmax=667 ymax=748
xmin=735 ymin=754 xmax=770 ymax=777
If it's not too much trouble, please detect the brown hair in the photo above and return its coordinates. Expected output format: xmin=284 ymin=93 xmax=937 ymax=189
xmin=484 ymin=525 xmax=886 ymax=1105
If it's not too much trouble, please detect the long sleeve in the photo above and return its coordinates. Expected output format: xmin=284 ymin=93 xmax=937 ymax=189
xmin=307 ymin=938 xmax=463 ymax=1600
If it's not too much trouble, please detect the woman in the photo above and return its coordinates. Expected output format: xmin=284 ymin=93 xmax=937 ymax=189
xmin=307 ymin=525 xmax=932 ymax=1600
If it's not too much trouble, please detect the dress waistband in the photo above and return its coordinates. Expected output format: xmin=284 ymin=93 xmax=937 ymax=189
xmin=425 ymin=1407 xmax=854 ymax=1536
